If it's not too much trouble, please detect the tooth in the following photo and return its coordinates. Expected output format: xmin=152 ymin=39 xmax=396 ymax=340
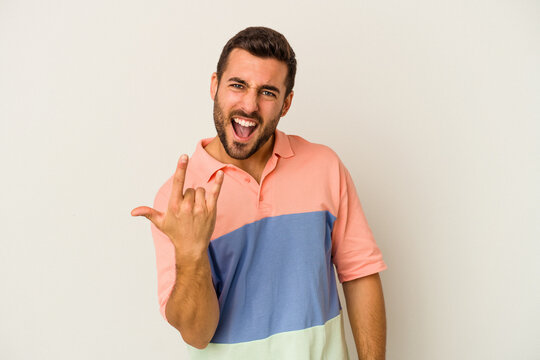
xmin=234 ymin=118 xmax=256 ymax=127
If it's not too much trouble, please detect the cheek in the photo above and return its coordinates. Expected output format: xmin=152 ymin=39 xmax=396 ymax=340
xmin=262 ymin=101 xmax=285 ymax=118
xmin=222 ymin=94 xmax=244 ymax=111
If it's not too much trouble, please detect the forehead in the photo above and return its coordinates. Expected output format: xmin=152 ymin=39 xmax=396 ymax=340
xmin=223 ymin=48 xmax=288 ymax=90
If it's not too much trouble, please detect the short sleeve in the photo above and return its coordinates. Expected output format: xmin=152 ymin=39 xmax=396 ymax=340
xmin=331 ymin=160 xmax=387 ymax=282
xmin=150 ymin=177 xmax=176 ymax=321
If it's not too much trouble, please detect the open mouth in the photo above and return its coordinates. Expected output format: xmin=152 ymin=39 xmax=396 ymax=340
xmin=231 ymin=117 xmax=258 ymax=140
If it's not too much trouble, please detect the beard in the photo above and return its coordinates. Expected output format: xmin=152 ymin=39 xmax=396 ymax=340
xmin=213 ymin=91 xmax=282 ymax=160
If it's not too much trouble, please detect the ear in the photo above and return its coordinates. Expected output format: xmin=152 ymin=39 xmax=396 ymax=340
xmin=210 ymin=72 xmax=219 ymax=100
xmin=280 ymin=90 xmax=294 ymax=117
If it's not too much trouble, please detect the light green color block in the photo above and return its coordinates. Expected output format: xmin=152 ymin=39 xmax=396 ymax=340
xmin=187 ymin=313 xmax=349 ymax=360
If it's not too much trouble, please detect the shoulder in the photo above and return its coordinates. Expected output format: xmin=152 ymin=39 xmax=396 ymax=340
xmin=153 ymin=175 xmax=173 ymax=211
xmin=286 ymin=133 xmax=342 ymax=163
xmin=284 ymin=134 xmax=344 ymax=177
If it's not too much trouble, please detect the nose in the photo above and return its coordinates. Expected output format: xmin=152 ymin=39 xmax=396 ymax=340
xmin=239 ymin=90 xmax=259 ymax=115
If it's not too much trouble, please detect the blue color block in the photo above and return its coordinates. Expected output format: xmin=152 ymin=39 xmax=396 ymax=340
xmin=207 ymin=211 xmax=341 ymax=344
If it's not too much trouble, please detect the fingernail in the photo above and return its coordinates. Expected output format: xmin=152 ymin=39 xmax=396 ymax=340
xmin=180 ymin=154 xmax=188 ymax=163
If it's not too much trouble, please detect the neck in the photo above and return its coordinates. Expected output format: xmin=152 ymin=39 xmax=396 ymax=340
xmin=204 ymin=135 xmax=275 ymax=184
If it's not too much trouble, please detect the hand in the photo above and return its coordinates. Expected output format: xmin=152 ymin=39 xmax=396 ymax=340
xmin=131 ymin=154 xmax=224 ymax=257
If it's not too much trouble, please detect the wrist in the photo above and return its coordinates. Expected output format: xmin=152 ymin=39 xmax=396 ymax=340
xmin=174 ymin=247 xmax=210 ymax=267
xmin=173 ymin=251 xmax=213 ymax=284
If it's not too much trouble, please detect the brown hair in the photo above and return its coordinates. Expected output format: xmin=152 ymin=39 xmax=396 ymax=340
xmin=216 ymin=26 xmax=297 ymax=97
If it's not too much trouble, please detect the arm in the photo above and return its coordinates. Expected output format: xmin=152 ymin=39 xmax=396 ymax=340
xmin=342 ymin=272 xmax=386 ymax=360
xmin=132 ymin=155 xmax=223 ymax=349
xmin=164 ymin=249 xmax=220 ymax=349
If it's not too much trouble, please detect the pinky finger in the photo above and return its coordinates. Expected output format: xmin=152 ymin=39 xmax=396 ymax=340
xmin=207 ymin=170 xmax=224 ymax=211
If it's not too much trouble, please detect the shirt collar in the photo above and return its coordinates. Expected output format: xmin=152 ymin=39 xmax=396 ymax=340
xmin=191 ymin=129 xmax=295 ymax=183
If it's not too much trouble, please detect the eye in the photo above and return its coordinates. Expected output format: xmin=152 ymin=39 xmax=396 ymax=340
xmin=262 ymin=90 xmax=276 ymax=97
xmin=231 ymin=83 xmax=244 ymax=89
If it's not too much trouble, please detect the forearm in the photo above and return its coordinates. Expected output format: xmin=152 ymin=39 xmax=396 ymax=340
xmin=165 ymin=251 xmax=220 ymax=349
xmin=343 ymin=273 xmax=386 ymax=360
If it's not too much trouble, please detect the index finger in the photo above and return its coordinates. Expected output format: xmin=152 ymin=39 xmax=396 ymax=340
xmin=169 ymin=154 xmax=188 ymax=206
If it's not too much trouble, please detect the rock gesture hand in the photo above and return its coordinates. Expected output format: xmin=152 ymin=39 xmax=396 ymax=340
xmin=131 ymin=155 xmax=224 ymax=257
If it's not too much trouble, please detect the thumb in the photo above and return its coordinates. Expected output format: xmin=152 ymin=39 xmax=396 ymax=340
xmin=131 ymin=206 xmax=164 ymax=226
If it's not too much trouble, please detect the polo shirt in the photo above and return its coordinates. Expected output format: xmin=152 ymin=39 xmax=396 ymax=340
xmin=151 ymin=129 xmax=387 ymax=359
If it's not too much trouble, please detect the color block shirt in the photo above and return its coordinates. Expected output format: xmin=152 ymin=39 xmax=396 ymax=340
xmin=151 ymin=129 xmax=387 ymax=359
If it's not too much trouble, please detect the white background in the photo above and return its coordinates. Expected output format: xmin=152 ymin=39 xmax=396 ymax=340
xmin=1 ymin=1 xmax=539 ymax=359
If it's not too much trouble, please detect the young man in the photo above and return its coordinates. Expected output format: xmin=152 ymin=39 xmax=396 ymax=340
xmin=132 ymin=27 xmax=387 ymax=360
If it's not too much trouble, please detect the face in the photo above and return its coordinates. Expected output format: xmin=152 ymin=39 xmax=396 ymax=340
xmin=211 ymin=49 xmax=293 ymax=160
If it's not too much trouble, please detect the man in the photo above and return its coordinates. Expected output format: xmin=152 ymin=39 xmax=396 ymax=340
xmin=132 ymin=26 xmax=387 ymax=360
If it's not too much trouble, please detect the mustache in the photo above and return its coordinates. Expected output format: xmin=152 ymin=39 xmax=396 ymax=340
xmin=229 ymin=110 xmax=262 ymax=124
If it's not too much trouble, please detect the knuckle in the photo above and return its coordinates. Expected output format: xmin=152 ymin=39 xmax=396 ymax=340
xmin=193 ymin=205 xmax=205 ymax=215
xmin=180 ymin=200 xmax=193 ymax=212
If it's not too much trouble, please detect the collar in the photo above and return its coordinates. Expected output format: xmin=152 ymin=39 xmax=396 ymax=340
xmin=190 ymin=129 xmax=295 ymax=183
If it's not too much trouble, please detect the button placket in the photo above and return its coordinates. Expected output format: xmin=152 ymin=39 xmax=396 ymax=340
xmin=226 ymin=165 xmax=258 ymax=195
xmin=257 ymin=159 xmax=276 ymax=207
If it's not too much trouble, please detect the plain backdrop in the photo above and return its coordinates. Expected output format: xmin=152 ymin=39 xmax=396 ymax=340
xmin=1 ymin=1 xmax=539 ymax=359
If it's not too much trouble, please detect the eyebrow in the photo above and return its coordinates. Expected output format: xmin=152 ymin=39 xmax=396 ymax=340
xmin=227 ymin=77 xmax=281 ymax=95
